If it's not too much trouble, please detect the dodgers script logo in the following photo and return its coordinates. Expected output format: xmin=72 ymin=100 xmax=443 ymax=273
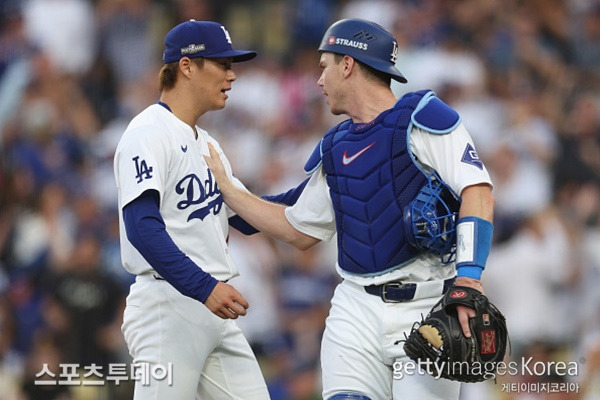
xmin=175 ymin=169 xmax=223 ymax=221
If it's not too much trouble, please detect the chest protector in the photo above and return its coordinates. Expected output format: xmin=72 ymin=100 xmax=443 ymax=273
xmin=308 ymin=89 xmax=460 ymax=276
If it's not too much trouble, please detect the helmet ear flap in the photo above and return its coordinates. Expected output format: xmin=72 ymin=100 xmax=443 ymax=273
xmin=403 ymin=173 xmax=460 ymax=263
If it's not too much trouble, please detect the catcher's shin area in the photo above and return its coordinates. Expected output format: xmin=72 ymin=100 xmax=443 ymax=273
xmin=403 ymin=286 xmax=508 ymax=383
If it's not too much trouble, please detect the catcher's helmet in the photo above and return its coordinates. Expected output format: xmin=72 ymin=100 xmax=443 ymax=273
xmin=318 ymin=18 xmax=407 ymax=83
xmin=403 ymin=172 xmax=460 ymax=263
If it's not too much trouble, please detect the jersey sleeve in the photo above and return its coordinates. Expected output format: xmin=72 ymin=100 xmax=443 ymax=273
xmin=284 ymin=166 xmax=336 ymax=241
xmin=115 ymin=126 xmax=171 ymax=208
xmin=409 ymin=122 xmax=493 ymax=195
xmin=123 ymin=190 xmax=218 ymax=302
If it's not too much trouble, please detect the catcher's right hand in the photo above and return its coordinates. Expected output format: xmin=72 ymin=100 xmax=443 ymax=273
xmin=403 ymin=286 xmax=508 ymax=382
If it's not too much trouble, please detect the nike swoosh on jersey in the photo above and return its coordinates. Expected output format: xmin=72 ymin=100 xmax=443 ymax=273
xmin=181 ymin=145 xmax=188 ymax=153
xmin=342 ymin=142 xmax=376 ymax=166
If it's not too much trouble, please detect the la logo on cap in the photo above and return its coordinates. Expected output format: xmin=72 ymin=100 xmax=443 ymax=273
xmin=162 ymin=20 xmax=257 ymax=64
xmin=390 ymin=41 xmax=398 ymax=63
xmin=220 ymin=26 xmax=232 ymax=44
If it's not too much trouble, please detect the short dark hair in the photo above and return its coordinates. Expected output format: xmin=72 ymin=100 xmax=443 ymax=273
xmin=158 ymin=58 xmax=204 ymax=92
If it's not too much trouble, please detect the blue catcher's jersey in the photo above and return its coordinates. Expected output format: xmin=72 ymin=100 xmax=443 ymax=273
xmin=312 ymin=90 xmax=459 ymax=276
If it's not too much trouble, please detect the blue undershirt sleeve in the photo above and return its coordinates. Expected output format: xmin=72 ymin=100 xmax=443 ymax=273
xmin=123 ymin=190 xmax=218 ymax=303
xmin=228 ymin=177 xmax=310 ymax=234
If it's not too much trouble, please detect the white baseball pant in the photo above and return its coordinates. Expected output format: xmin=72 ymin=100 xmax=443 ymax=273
xmin=321 ymin=279 xmax=461 ymax=400
xmin=122 ymin=275 xmax=270 ymax=399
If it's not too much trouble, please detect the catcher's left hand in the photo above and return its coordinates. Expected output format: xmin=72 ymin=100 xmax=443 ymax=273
xmin=402 ymin=286 xmax=508 ymax=383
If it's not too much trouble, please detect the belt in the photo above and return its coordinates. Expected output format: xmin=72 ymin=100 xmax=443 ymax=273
xmin=136 ymin=273 xmax=229 ymax=283
xmin=364 ymin=277 xmax=455 ymax=303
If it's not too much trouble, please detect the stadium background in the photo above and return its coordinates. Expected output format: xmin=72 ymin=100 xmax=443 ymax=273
xmin=0 ymin=0 xmax=599 ymax=399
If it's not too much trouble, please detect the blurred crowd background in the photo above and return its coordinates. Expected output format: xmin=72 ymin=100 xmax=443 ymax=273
xmin=0 ymin=0 xmax=599 ymax=399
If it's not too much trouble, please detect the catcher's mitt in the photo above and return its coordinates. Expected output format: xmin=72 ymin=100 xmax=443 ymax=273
xmin=403 ymin=286 xmax=508 ymax=382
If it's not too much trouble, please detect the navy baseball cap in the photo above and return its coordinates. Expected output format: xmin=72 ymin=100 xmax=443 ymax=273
xmin=163 ymin=20 xmax=257 ymax=64
xmin=318 ymin=18 xmax=407 ymax=83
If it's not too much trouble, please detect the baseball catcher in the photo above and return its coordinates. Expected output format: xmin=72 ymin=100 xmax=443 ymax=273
xmin=403 ymin=286 xmax=508 ymax=382
xmin=205 ymin=17 xmax=505 ymax=400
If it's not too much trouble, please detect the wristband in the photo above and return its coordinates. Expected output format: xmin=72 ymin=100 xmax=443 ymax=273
xmin=455 ymin=216 xmax=493 ymax=280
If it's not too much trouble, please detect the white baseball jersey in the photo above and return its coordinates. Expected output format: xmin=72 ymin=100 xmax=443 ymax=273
xmin=285 ymin=122 xmax=493 ymax=286
xmin=115 ymin=104 xmax=270 ymax=399
xmin=114 ymin=104 xmax=245 ymax=282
